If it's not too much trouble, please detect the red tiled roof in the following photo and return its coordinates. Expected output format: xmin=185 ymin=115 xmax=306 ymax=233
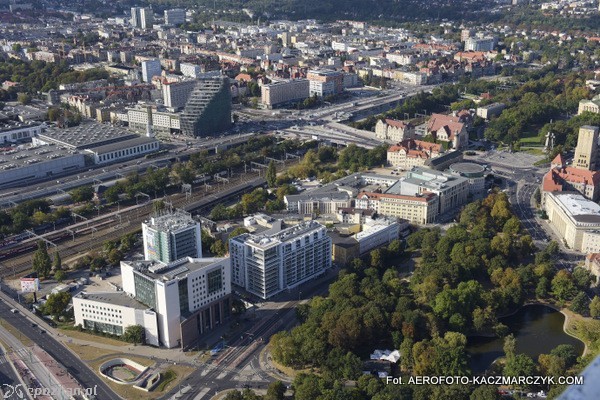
xmin=235 ymin=73 xmax=252 ymax=82
xmin=542 ymin=167 xmax=600 ymax=193
xmin=427 ymin=113 xmax=465 ymax=138
xmin=388 ymin=139 xmax=441 ymax=155
xmin=551 ymin=153 xmax=565 ymax=166
xmin=384 ymin=118 xmax=412 ymax=129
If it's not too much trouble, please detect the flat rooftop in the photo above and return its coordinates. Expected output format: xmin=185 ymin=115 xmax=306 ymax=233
xmin=0 ymin=120 xmax=42 ymax=134
xmin=87 ymin=136 xmax=158 ymax=155
xmin=0 ymin=143 xmax=80 ymax=170
xmin=126 ymin=257 xmax=225 ymax=281
xmin=236 ymin=220 xmax=325 ymax=249
xmin=75 ymin=291 xmax=149 ymax=309
xmin=555 ymin=193 xmax=600 ymax=223
xmin=144 ymin=211 xmax=198 ymax=232
xmin=38 ymin=122 xmax=137 ymax=150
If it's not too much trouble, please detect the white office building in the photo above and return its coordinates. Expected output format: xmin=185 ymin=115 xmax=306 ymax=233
xmin=142 ymin=59 xmax=161 ymax=83
xmin=120 ymin=257 xmax=231 ymax=348
xmin=73 ymin=292 xmax=160 ymax=346
xmin=164 ymin=8 xmax=185 ymax=26
xmin=142 ymin=211 xmax=202 ymax=263
xmin=229 ymin=220 xmax=332 ymax=299
xmin=355 ymin=217 xmax=401 ymax=255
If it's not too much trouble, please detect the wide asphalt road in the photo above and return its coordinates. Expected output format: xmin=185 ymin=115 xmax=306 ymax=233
xmin=0 ymin=294 xmax=117 ymax=400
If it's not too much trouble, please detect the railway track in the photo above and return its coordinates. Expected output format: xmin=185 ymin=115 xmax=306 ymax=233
xmin=0 ymin=171 xmax=266 ymax=278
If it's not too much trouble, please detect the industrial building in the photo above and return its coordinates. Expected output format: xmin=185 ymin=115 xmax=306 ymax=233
xmin=180 ymin=76 xmax=232 ymax=137
xmin=142 ymin=211 xmax=203 ymax=263
xmin=229 ymin=220 xmax=332 ymax=299
xmin=0 ymin=121 xmax=44 ymax=144
xmin=0 ymin=143 xmax=85 ymax=188
xmin=33 ymin=123 xmax=160 ymax=164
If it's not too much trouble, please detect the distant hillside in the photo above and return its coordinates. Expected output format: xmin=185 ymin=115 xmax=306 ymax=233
xmin=153 ymin=0 xmax=485 ymax=22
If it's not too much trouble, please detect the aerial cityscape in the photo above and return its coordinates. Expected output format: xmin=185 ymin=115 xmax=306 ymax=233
xmin=0 ymin=0 xmax=600 ymax=399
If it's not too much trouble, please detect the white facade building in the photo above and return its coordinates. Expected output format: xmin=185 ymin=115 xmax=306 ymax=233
xmin=464 ymin=37 xmax=495 ymax=52
xmin=120 ymin=257 xmax=231 ymax=348
xmin=142 ymin=211 xmax=202 ymax=263
xmin=229 ymin=220 xmax=332 ymax=299
xmin=73 ymin=292 xmax=160 ymax=346
xmin=142 ymin=59 xmax=161 ymax=83
xmin=261 ymin=79 xmax=309 ymax=108
xmin=162 ymin=80 xmax=196 ymax=109
xmin=355 ymin=217 xmax=401 ymax=255
xmin=85 ymin=137 xmax=159 ymax=164
xmin=131 ymin=7 xmax=153 ymax=29
xmin=180 ymin=63 xmax=202 ymax=78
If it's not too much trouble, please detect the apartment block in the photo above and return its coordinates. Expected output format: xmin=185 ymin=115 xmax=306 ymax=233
xmin=261 ymin=79 xmax=309 ymax=108
xmin=180 ymin=63 xmax=202 ymax=78
xmin=307 ymin=70 xmax=344 ymax=97
xmin=131 ymin=7 xmax=153 ymax=29
xmin=163 ymin=80 xmax=196 ymax=109
xmin=141 ymin=59 xmax=161 ymax=83
xmin=229 ymin=221 xmax=332 ymax=299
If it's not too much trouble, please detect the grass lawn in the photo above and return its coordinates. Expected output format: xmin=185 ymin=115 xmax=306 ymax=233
xmin=262 ymin=344 xmax=312 ymax=379
xmin=65 ymin=344 xmax=193 ymax=399
xmin=522 ymin=147 xmax=545 ymax=156
xmin=561 ymin=309 xmax=600 ymax=358
xmin=59 ymin=327 xmax=129 ymax=347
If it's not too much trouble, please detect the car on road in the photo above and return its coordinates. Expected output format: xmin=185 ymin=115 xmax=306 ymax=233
xmin=10 ymin=308 xmax=17 ymax=313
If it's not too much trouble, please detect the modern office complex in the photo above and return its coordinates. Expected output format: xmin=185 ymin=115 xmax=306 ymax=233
xmin=74 ymin=256 xmax=231 ymax=349
xmin=120 ymin=257 xmax=231 ymax=348
xmin=229 ymin=220 xmax=332 ymax=299
xmin=142 ymin=211 xmax=202 ymax=263
xmin=180 ymin=76 xmax=232 ymax=137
